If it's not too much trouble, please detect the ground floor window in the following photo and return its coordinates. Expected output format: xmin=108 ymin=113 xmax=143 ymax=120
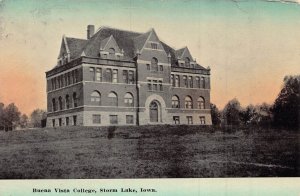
xmin=66 ymin=117 xmax=69 ymax=126
xmin=93 ymin=114 xmax=101 ymax=124
xmin=110 ymin=115 xmax=118 ymax=125
xmin=187 ymin=116 xmax=193 ymax=125
xmin=59 ymin=118 xmax=62 ymax=126
xmin=126 ymin=115 xmax=134 ymax=124
xmin=52 ymin=119 xmax=55 ymax=127
xmin=173 ymin=116 xmax=180 ymax=124
xmin=200 ymin=116 xmax=205 ymax=125
xmin=73 ymin=115 xmax=77 ymax=126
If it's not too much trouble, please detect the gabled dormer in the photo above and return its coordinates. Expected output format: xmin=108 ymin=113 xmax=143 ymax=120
xmin=99 ymin=35 xmax=124 ymax=59
xmin=175 ymin=47 xmax=196 ymax=68
xmin=57 ymin=35 xmax=71 ymax=66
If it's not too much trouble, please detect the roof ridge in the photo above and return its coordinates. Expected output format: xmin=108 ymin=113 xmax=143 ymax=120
xmin=94 ymin=25 xmax=143 ymax=36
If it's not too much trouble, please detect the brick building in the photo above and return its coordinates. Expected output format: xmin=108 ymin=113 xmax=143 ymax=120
xmin=46 ymin=25 xmax=212 ymax=126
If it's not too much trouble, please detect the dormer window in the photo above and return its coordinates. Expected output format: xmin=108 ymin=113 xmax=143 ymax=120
xmin=108 ymin=48 xmax=115 ymax=59
xmin=185 ymin=57 xmax=190 ymax=67
xmin=151 ymin=43 xmax=158 ymax=50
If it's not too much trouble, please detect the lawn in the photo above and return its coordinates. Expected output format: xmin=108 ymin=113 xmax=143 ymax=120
xmin=0 ymin=125 xmax=298 ymax=178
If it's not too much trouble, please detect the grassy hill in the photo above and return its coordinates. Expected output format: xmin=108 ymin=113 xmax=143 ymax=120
xmin=0 ymin=125 xmax=298 ymax=178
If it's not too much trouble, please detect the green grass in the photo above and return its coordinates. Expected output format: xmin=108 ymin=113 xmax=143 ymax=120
xmin=0 ymin=125 xmax=298 ymax=178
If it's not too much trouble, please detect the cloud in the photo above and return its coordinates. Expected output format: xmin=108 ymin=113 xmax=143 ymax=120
xmin=264 ymin=0 xmax=300 ymax=4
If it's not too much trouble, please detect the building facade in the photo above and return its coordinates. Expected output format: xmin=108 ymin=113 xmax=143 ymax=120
xmin=46 ymin=25 xmax=212 ymax=126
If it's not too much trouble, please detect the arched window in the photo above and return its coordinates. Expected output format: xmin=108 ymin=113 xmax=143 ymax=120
xmin=197 ymin=97 xmax=205 ymax=109
xmin=108 ymin=48 xmax=115 ymax=54
xmin=124 ymin=93 xmax=134 ymax=107
xmin=52 ymin=98 xmax=56 ymax=112
xmin=73 ymin=92 xmax=78 ymax=107
xmin=58 ymin=96 xmax=63 ymax=110
xmin=175 ymin=75 xmax=180 ymax=87
xmin=91 ymin=91 xmax=101 ymax=105
xmin=185 ymin=96 xmax=193 ymax=109
xmin=108 ymin=92 xmax=118 ymax=106
xmin=172 ymin=95 xmax=180 ymax=108
xmin=201 ymin=77 xmax=205 ymax=88
xmin=65 ymin=94 xmax=70 ymax=109
xmin=151 ymin=57 xmax=158 ymax=72
xmin=185 ymin=57 xmax=190 ymax=67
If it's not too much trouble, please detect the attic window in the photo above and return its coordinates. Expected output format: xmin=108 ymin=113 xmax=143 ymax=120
xmin=109 ymin=48 xmax=115 ymax=54
xmin=151 ymin=43 xmax=158 ymax=50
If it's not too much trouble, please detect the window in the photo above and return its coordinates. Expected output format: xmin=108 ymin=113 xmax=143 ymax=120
xmin=151 ymin=57 xmax=158 ymax=72
xmin=66 ymin=117 xmax=69 ymax=126
xmin=173 ymin=116 xmax=180 ymax=124
xmin=126 ymin=115 xmax=134 ymax=124
xmin=187 ymin=116 xmax=193 ymax=124
xmin=146 ymin=64 xmax=150 ymax=70
xmin=70 ymin=71 xmax=73 ymax=84
xmin=147 ymin=80 xmax=152 ymax=90
xmin=180 ymin=63 xmax=184 ymax=67
xmin=52 ymin=119 xmax=55 ymax=127
xmin=92 ymin=114 xmax=101 ymax=124
xmin=171 ymin=75 xmax=175 ymax=87
xmin=189 ymin=76 xmax=193 ymax=88
xmin=110 ymin=115 xmax=118 ymax=124
xmin=64 ymin=73 xmax=67 ymax=86
xmin=123 ymin=70 xmax=128 ymax=83
xmin=172 ymin=96 xmax=180 ymax=108
xmin=153 ymin=80 xmax=158 ymax=91
xmin=113 ymin=69 xmax=118 ymax=83
xmin=91 ymin=91 xmax=101 ymax=105
xmin=183 ymin=76 xmax=188 ymax=87
xmin=159 ymin=65 xmax=163 ymax=71
xmin=151 ymin=43 xmax=158 ymax=50
xmin=73 ymin=92 xmax=78 ymax=107
xmin=175 ymin=75 xmax=180 ymax=87
xmin=124 ymin=93 xmax=134 ymax=107
xmin=200 ymin=116 xmax=205 ymax=125
xmin=61 ymin=75 xmax=65 ymax=87
xmin=59 ymin=118 xmax=62 ymax=126
xmin=73 ymin=115 xmax=77 ymax=126
xmin=106 ymin=69 xmax=112 ymax=82
xmin=96 ymin=68 xmax=102 ymax=81
xmin=65 ymin=95 xmax=70 ymax=109
xmin=72 ymin=70 xmax=76 ymax=84
xmin=67 ymin=72 xmax=71 ymax=85
xmin=58 ymin=96 xmax=63 ymax=110
xmin=74 ymin=69 xmax=79 ymax=83
xmin=185 ymin=57 xmax=190 ymax=67
xmin=52 ymin=98 xmax=56 ymax=112
xmin=108 ymin=48 xmax=116 ymax=55
xmin=159 ymin=81 xmax=163 ymax=91
xmin=201 ymin=77 xmax=205 ymax=88
xmin=128 ymin=71 xmax=134 ymax=84
xmin=197 ymin=97 xmax=205 ymax=109
xmin=196 ymin=77 xmax=200 ymax=88
xmin=108 ymin=92 xmax=118 ymax=106
xmin=185 ymin=96 xmax=193 ymax=109
xmin=51 ymin=78 xmax=55 ymax=90
xmin=58 ymin=76 xmax=61 ymax=88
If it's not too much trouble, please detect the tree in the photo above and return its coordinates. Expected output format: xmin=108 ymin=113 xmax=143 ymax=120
xmin=0 ymin=102 xmax=4 ymax=130
xmin=222 ymin=98 xmax=242 ymax=126
xmin=19 ymin=114 xmax=29 ymax=128
xmin=3 ymin=103 xmax=21 ymax=131
xmin=240 ymin=104 xmax=257 ymax=125
xmin=210 ymin=103 xmax=221 ymax=126
xmin=254 ymin=103 xmax=272 ymax=127
xmin=271 ymin=75 xmax=300 ymax=129
xmin=30 ymin=109 xmax=47 ymax=128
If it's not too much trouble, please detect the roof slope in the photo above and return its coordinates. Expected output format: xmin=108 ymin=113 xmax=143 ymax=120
xmin=65 ymin=37 xmax=87 ymax=60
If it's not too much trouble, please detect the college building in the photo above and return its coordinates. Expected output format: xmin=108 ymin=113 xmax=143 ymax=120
xmin=45 ymin=25 xmax=212 ymax=126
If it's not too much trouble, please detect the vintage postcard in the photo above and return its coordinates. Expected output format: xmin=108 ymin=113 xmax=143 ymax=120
xmin=0 ymin=0 xmax=299 ymax=195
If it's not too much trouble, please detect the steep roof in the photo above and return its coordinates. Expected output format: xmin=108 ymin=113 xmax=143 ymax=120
xmin=65 ymin=37 xmax=87 ymax=60
xmin=60 ymin=26 xmax=207 ymax=70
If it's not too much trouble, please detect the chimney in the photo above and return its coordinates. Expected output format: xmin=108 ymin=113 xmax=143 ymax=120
xmin=87 ymin=25 xmax=95 ymax=39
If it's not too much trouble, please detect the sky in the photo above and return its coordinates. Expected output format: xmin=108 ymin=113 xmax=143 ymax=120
xmin=0 ymin=0 xmax=299 ymax=115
